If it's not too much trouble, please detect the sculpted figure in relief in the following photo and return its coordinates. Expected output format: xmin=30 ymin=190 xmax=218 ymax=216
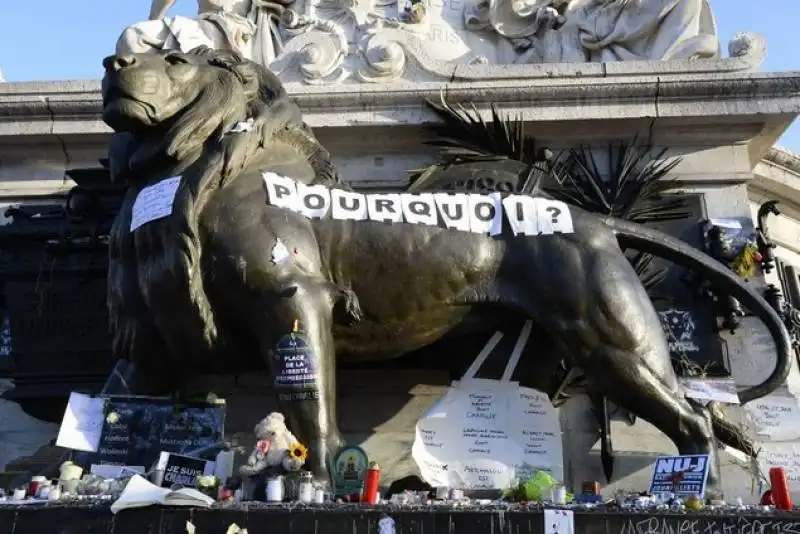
xmin=116 ymin=0 xmax=295 ymax=64
xmin=465 ymin=0 xmax=720 ymax=64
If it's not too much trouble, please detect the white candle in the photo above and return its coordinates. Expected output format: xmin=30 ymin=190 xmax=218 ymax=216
xmin=298 ymin=481 xmax=314 ymax=503
xmin=266 ymin=477 xmax=284 ymax=502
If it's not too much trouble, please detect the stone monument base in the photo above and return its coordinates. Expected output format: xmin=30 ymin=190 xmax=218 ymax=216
xmin=0 ymin=503 xmax=793 ymax=534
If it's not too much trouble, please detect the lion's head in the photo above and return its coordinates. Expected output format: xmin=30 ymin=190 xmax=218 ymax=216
xmin=101 ymin=46 xmax=325 ymax=183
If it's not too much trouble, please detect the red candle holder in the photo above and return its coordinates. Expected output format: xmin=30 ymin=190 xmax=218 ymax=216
xmin=769 ymin=468 xmax=793 ymax=510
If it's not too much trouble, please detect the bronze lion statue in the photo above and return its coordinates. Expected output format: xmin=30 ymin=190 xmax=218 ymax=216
xmin=98 ymin=47 xmax=791 ymax=486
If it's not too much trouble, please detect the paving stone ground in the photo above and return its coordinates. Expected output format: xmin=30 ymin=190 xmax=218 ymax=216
xmin=0 ymin=380 xmax=57 ymax=472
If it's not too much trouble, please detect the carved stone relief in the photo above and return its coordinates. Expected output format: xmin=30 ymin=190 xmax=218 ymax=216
xmin=115 ymin=0 xmax=767 ymax=85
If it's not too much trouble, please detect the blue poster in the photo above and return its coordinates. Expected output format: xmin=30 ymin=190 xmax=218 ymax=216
xmin=648 ymin=454 xmax=710 ymax=497
xmin=273 ymin=330 xmax=319 ymax=388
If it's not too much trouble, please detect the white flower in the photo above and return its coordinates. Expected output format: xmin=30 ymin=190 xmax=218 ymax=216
xmin=106 ymin=412 xmax=120 ymax=424
xmin=197 ymin=475 xmax=219 ymax=488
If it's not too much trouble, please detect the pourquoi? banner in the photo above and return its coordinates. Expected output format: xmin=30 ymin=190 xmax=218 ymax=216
xmin=263 ymin=172 xmax=575 ymax=236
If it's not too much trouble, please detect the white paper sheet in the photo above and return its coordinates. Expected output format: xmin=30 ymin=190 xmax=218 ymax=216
xmin=110 ymin=474 xmax=171 ymax=514
xmin=544 ymin=509 xmax=574 ymax=534
xmin=746 ymin=394 xmax=800 ymax=441
xmin=130 ymin=176 xmax=182 ymax=232
xmin=534 ymin=198 xmax=574 ymax=235
xmin=90 ymin=464 xmax=145 ymax=478
xmin=680 ymin=377 xmax=740 ymax=404
xmin=755 ymin=441 xmax=800 ymax=493
xmin=434 ymin=193 xmax=471 ymax=232
xmin=467 ymin=193 xmax=503 ymax=235
xmin=55 ymin=392 xmax=106 ymax=453
xmin=503 ymin=195 xmax=539 ymax=236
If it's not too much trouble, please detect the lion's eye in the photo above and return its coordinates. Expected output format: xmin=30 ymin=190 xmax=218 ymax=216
xmin=165 ymin=54 xmax=188 ymax=65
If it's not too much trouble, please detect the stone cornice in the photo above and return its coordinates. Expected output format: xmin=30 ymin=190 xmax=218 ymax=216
xmin=764 ymin=146 xmax=800 ymax=175
xmin=1 ymin=70 xmax=799 ymax=134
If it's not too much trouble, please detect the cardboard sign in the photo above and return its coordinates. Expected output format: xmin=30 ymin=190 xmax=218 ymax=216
xmin=91 ymin=396 xmax=226 ymax=469
xmin=263 ymin=172 xmax=574 ymax=237
xmin=130 ymin=176 xmax=181 ymax=232
xmin=649 ymin=454 xmax=710 ymax=497
xmin=156 ymin=452 xmax=215 ymax=488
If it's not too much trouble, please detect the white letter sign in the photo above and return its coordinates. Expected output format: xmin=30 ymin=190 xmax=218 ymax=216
xmin=502 ymin=195 xmax=539 ymax=236
xmin=534 ymin=198 xmax=573 ymax=235
xmin=401 ymin=193 xmax=438 ymax=226
xmin=263 ymin=171 xmax=299 ymax=212
xmin=468 ymin=193 xmax=503 ymax=235
xmin=261 ymin=174 xmax=577 ymax=238
xmin=331 ymin=189 xmax=368 ymax=221
xmin=296 ymin=183 xmax=331 ymax=219
xmin=367 ymin=194 xmax=404 ymax=223
xmin=434 ymin=193 xmax=471 ymax=232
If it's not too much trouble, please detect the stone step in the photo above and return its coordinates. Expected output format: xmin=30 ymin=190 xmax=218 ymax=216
xmin=1 ymin=443 xmax=65 ymax=490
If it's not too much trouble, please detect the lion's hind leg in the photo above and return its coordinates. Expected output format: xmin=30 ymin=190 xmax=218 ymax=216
xmin=554 ymin=248 xmax=719 ymax=484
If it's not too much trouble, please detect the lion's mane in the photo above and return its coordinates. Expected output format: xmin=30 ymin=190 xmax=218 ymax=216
xmin=108 ymin=47 xmax=339 ymax=379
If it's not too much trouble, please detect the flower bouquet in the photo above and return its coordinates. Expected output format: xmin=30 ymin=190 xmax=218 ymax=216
xmin=196 ymin=475 xmax=220 ymax=500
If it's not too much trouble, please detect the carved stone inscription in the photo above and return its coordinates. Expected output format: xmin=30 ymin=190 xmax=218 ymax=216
xmin=423 ymin=0 xmax=492 ymax=62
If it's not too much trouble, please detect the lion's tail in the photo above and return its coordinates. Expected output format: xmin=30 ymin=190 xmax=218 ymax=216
xmin=604 ymin=216 xmax=792 ymax=405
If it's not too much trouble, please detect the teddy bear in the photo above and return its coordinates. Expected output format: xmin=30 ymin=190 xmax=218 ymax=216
xmin=239 ymin=412 xmax=299 ymax=476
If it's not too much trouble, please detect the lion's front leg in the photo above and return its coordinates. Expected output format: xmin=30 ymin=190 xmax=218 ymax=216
xmin=263 ymin=280 xmax=344 ymax=486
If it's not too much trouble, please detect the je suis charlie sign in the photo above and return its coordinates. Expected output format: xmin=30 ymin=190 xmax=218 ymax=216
xmin=648 ymin=454 xmax=710 ymax=498
xmin=262 ymin=172 xmax=575 ymax=236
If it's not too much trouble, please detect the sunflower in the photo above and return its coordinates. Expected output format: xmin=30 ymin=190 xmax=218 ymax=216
xmin=289 ymin=443 xmax=308 ymax=463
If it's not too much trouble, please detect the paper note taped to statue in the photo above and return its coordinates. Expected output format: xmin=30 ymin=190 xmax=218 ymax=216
xmin=263 ymin=172 xmax=574 ymax=236
xmin=412 ymin=324 xmax=564 ymax=489
xmin=130 ymin=176 xmax=182 ymax=232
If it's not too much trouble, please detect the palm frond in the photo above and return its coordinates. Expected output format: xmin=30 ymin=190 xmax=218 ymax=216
xmin=544 ymin=140 xmax=688 ymax=225
xmin=422 ymin=96 xmax=539 ymax=165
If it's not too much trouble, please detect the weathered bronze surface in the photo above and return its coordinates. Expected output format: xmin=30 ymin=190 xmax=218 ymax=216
xmin=101 ymin=47 xmax=792 ymax=485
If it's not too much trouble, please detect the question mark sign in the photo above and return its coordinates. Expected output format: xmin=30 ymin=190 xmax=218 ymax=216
xmin=545 ymin=206 xmax=561 ymax=224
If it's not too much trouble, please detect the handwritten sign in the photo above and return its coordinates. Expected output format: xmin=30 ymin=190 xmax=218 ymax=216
xmin=757 ymin=442 xmax=800 ymax=491
xmin=56 ymin=392 xmax=106 ymax=452
xmin=680 ymin=377 xmax=740 ymax=405
xmin=648 ymin=454 xmax=710 ymax=497
xmin=91 ymin=396 xmax=226 ymax=469
xmin=264 ymin=172 xmax=575 ymax=237
xmin=130 ymin=176 xmax=181 ymax=232
xmin=515 ymin=388 xmax=564 ymax=479
xmin=156 ymin=452 xmax=215 ymax=488
xmin=746 ymin=395 xmax=800 ymax=441
xmin=412 ymin=379 xmax=562 ymax=489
